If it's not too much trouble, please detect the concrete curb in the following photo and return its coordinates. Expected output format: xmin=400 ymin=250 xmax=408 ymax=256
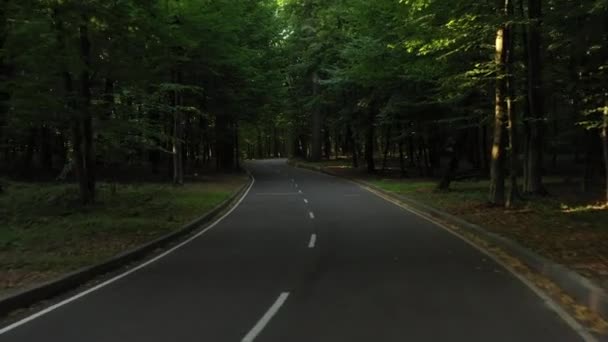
xmin=289 ymin=160 xmax=608 ymax=319
xmin=0 ymin=176 xmax=253 ymax=318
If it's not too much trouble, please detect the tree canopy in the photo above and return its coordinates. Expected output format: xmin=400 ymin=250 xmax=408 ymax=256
xmin=1 ymin=0 xmax=607 ymax=205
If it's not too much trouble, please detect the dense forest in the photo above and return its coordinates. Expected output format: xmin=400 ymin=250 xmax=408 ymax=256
xmin=0 ymin=0 xmax=607 ymax=207
xmin=0 ymin=0 xmax=282 ymax=203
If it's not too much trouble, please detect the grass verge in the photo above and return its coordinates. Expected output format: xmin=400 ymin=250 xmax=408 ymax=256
xmin=369 ymin=178 xmax=608 ymax=287
xmin=0 ymin=174 xmax=247 ymax=295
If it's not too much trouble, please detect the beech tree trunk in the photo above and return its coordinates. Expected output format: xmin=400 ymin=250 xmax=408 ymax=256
xmin=40 ymin=126 xmax=53 ymax=172
xmin=235 ymin=122 xmax=241 ymax=171
xmin=365 ymin=108 xmax=375 ymax=173
xmin=172 ymin=70 xmax=184 ymax=185
xmin=398 ymin=127 xmax=406 ymax=177
xmin=310 ymin=71 xmax=322 ymax=161
xmin=602 ymin=100 xmax=608 ymax=204
xmin=0 ymin=1 xmax=8 ymax=157
xmin=348 ymin=125 xmax=358 ymax=168
xmin=438 ymin=132 xmax=467 ymax=191
xmin=55 ymin=10 xmax=95 ymax=203
xmin=523 ymin=0 xmax=545 ymax=195
xmin=75 ymin=16 xmax=95 ymax=204
xmin=381 ymin=125 xmax=392 ymax=171
xmin=216 ymin=111 xmax=235 ymax=171
xmin=489 ymin=0 xmax=511 ymax=206
xmin=505 ymin=1 xmax=518 ymax=208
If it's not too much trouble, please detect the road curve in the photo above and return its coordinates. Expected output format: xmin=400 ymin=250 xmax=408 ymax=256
xmin=0 ymin=159 xmax=585 ymax=341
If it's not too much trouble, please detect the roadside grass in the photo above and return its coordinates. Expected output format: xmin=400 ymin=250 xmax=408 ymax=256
xmin=372 ymin=178 xmax=608 ymax=288
xmin=292 ymin=159 xmax=608 ymax=288
xmin=0 ymin=174 xmax=247 ymax=295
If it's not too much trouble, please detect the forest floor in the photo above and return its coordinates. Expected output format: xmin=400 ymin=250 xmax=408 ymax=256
xmin=293 ymin=159 xmax=608 ymax=289
xmin=0 ymin=174 xmax=247 ymax=296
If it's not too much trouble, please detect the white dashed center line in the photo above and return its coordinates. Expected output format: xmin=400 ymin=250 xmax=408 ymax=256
xmin=303 ymin=198 xmax=308 ymax=204
xmin=298 ymin=190 xmax=303 ymax=194
xmin=242 ymin=292 xmax=290 ymax=342
xmin=309 ymin=212 xmax=315 ymax=219
xmin=308 ymin=234 xmax=317 ymax=248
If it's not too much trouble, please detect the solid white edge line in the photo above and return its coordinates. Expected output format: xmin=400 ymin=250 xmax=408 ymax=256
xmin=308 ymin=212 xmax=315 ymax=219
xmin=308 ymin=234 xmax=317 ymax=248
xmin=360 ymin=184 xmax=597 ymax=342
xmin=0 ymin=176 xmax=256 ymax=336
xmin=241 ymin=292 xmax=290 ymax=342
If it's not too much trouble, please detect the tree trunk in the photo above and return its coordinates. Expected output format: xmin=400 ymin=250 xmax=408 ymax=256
xmin=40 ymin=125 xmax=53 ymax=172
xmin=172 ymin=70 xmax=184 ymax=185
xmin=82 ymin=19 xmax=95 ymax=202
xmin=235 ymin=122 xmax=241 ymax=171
xmin=0 ymin=1 xmax=9 ymax=159
xmin=323 ymin=127 xmax=331 ymax=160
xmin=398 ymin=135 xmax=407 ymax=177
xmin=408 ymin=134 xmax=415 ymax=167
xmin=489 ymin=1 xmax=511 ymax=206
xmin=22 ymin=128 xmax=35 ymax=172
xmin=349 ymin=126 xmax=358 ymax=168
xmin=477 ymin=123 xmax=488 ymax=174
xmin=273 ymin=126 xmax=279 ymax=158
xmin=523 ymin=0 xmax=545 ymax=195
xmin=519 ymin=0 xmax=531 ymax=189
xmin=256 ymin=127 xmax=263 ymax=159
xmin=505 ymin=1 xmax=518 ymax=208
xmin=310 ymin=71 xmax=322 ymax=161
xmin=602 ymin=100 xmax=608 ymax=204
xmin=438 ymin=132 xmax=467 ymax=191
xmin=365 ymin=111 xmax=375 ymax=173
xmin=381 ymin=125 xmax=392 ymax=171
xmin=216 ymin=112 xmax=235 ymax=171
xmin=334 ymin=129 xmax=339 ymax=159
xmin=582 ymin=131 xmax=598 ymax=192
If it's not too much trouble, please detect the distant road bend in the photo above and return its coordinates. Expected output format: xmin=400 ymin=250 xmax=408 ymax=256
xmin=0 ymin=159 xmax=588 ymax=341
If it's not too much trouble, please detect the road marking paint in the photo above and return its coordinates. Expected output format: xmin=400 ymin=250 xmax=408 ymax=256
xmin=295 ymin=183 xmax=298 ymax=188
xmin=309 ymin=212 xmax=315 ymax=219
xmin=298 ymin=190 xmax=302 ymax=194
xmin=242 ymin=292 xmax=290 ymax=342
xmin=308 ymin=234 xmax=317 ymax=248
xmin=303 ymin=199 xmax=308 ymax=204
xmin=0 ymin=177 xmax=257 ymax=336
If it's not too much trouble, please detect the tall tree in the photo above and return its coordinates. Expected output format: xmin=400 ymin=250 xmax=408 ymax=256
xmin=489 ymin=0 xmax=512 ymax=206
xmin=523 ymin=0 xmax=545 ymax=195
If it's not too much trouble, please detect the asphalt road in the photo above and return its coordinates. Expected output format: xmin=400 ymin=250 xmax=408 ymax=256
xmin=0 ymin=159 xmax=586 ymax=341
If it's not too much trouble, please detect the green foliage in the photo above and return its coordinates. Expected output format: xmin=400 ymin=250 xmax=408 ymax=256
xmin=1 ymin=0 xmax=282 ymax=173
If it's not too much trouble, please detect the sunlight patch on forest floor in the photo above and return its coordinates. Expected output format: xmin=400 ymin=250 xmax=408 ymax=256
xmin=0 ymin=174 xmax=247 ymax=296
